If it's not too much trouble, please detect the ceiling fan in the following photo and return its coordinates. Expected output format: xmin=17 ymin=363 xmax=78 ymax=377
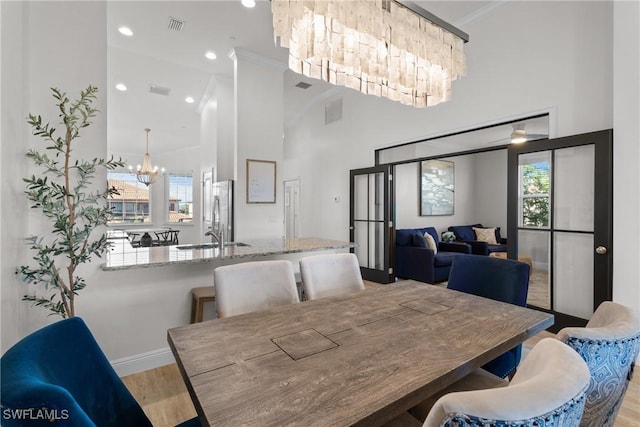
xmin=486 ymin=123 xmax=549 ymax=146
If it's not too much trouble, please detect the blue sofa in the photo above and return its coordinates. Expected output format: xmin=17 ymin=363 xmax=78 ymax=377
xmin=395 ymin=227 xmax=471 ymax=283
xmin=448 ymin=223 xmax=507 ymax=255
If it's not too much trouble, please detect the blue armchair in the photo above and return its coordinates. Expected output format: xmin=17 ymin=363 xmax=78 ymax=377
xmin=395 ymin=227 xmax=471 ymax=283
xmin=447 ymin=254 xmax=531 ymax=378
xmin=0 ymin=317 xmax=200 ymax=427
xmin=556 ymin=301 xmax=640 ymax=427
xmin=448 ymin=223 xmax=507 ymax=255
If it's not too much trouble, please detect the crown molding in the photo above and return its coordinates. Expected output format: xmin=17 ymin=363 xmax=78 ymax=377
xmin=228 ymin=48 xmax=288 ymax=72
xmin=454 ymin=0 xmax=513 ymax=28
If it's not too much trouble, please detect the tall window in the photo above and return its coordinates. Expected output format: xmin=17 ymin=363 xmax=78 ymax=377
xmin=107 ymin=172 xmax=151 ymax=224
xmin=167 ymin=172 xmax=193 ymax=223
xmin=519 ymin=152 xmax=550 ymax=228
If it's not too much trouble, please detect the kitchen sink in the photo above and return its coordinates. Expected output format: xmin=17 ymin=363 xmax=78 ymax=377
xmin=176 ymin=242 xmax=250 ymax=250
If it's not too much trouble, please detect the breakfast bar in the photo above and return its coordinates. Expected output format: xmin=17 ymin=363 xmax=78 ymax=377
xmin=103 ymin=237 xmax=356 ymax=271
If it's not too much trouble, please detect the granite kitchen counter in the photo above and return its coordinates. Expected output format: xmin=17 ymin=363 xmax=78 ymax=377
xmin=102 ymin=237 xmax=355 ymax=271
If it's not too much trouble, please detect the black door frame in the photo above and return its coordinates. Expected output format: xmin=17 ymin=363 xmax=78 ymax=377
xmin=507 ymin=129 xmax=613 ymax=332
xmin=349 ymin=165 xmax=395 ymax=283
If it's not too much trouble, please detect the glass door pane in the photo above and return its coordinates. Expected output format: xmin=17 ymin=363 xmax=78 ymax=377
xmin=519 ymin=229 xmax=550 ymax=309
xmin=552 ymin=145 xmax=595 ymax=318
xmin=554 ymin=146 xmax=594 ymax=231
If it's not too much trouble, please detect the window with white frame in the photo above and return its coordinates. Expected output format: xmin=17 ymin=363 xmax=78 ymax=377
xmin=167 ymin=172 xmax=193 ymax=223
xmin=107 ymin=172 xmax=151 ymax=224
xmin=518 ymin=152 xmax=551 ymax=228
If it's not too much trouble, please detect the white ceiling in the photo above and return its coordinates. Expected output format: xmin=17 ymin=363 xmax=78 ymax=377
xmin=107 ymin=1 xmax=548 ymax=159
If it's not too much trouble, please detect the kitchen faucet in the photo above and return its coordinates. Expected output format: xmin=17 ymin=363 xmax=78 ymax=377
xmin=205 ymin=227 xmax=225 ymax=250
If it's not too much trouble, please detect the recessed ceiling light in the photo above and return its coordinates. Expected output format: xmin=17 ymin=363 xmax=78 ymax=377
xmin=205 ymin=51 xmax=217 ymax=60
xmin=115 ymin=83 xmax=128 ymax=91
xmin=241 ymin=0 xmax=256 ymax=8
xmin=185 ymin=97 xmax=195 ymax=104
xmin=118 ymin=26 xmax=133 ymax=36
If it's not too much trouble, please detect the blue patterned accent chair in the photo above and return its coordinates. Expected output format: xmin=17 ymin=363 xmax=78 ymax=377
xmin=0 ymin=317 xmax=200 ymax=427
xmin=447 ymin=254 xmax=530 ymax=378
xmin=422 ymin=338 xmax=591 ymax=427
xmin=556 ymin=301 xmax=640 ymax=427
xmin=395 ymin=227 xmax=471 ymax=283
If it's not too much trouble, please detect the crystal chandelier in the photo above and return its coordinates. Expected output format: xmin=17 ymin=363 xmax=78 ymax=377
xmin=271 ymin=0 xmax=468 ymax=108
xmin=129 ymin=128 xmax=163 ymax=186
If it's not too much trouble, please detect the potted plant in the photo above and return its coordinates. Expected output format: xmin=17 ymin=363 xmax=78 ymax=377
xmin=19 ymin=86 xmax=124 ymax=318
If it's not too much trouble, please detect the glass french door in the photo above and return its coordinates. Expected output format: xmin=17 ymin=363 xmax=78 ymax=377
xmin=508 ymin=129 xmax=612 ymax=331
xmin=350 ymin=165 xmax=394 ymax=283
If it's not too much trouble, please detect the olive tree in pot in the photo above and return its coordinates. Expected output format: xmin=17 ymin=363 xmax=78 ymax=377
xmin=19 ymin=86 xmax=125 ymax=318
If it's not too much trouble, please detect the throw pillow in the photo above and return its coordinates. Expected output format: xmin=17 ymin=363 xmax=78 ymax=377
xmin=424 ymin=232 xmax=438 ymax=254
xmin=413 ymin=232 xmax=428 ymax=248
xmin=473 ymin=227 xmax=497 ymax=245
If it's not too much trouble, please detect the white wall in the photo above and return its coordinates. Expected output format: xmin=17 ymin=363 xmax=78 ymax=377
xmin=1 ymin=1 xmax=109 ymax=351
xmin=215 ymin=75 xmax=234 ymax=181
xmin=1 ymin=0 xmax=30 ymax=352
xmin=472 ymin=150 xmax=508 ymax=234
xmin=612 ymin=1 xmax=640 ymax=309
xmin=231 ymin=50 xmax=286 ymax=241
xmin=394 ymin=150 xmax=507 ymax=238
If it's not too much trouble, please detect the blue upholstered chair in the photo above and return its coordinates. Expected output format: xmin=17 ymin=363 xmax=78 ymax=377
xmin=447 ymin=254 xmax=530 ymax=378
xmin=395 ymin=227 xmax=471 ymax=283
xmin=0 ymin=317 xmax=200 ymax=427
xmin=422 ymin=338 xmax=591 ymax=427
xmin=556 ymin=301 xmax=640 ymax=427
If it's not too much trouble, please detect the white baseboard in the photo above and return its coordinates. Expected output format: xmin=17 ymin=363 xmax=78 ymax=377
xmin=111 ymin=347 xmax=176 ymax=377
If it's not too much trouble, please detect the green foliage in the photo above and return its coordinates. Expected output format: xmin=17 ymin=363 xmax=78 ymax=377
xmin=522 ymin=163 xmax=550 ymax=227
xmin=19 ymin=86 xmax=125 ymax=318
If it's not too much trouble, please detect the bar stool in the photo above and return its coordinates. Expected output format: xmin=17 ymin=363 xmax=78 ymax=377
xmin=190 ymin=286 xmax=216 ymax=323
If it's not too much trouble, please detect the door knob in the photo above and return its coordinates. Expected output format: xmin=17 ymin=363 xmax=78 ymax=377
xmin=595 ymin=246 xmax=608 ymax=255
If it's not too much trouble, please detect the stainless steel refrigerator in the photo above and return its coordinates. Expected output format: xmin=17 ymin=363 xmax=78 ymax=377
xmin=211 ymin=180 xmax=234 ymax=242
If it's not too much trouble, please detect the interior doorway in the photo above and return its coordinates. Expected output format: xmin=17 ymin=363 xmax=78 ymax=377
xmin=508 ymin=130 xmax=613 ymax=331
xmin=283 ymin=178 xmax=300 ymax=240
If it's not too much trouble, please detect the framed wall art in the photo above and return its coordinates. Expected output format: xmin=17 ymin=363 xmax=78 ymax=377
xmin=246 ymin=159 xmax=276 ymax=204
xmin=420 ymin=159 xmax=454 ymax=216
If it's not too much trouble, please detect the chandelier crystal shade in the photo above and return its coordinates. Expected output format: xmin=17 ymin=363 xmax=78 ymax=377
xmin=132 ymin=128 xmax=163 ymax=186
xmin=272 ymin=0 xmax=467 ymax=108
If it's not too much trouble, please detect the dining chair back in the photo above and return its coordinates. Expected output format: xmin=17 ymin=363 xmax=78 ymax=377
xmin=556 ymin=301 xmax=640 ymax=427
xmin=0 ymin=317 xmax=153 ymax=427
xmin=299 ymin=253 xmax=365 ymax=300
xmin=424 ymin=338 xmax=591 ymax=427
xmin=447 ymin=254 xmax=530 ymax=378
xmin=214 ymin=260 xmax=300 ymax=318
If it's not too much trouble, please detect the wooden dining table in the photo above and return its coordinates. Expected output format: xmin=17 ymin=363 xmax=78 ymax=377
xmin=167 ymin=280 xmax=553 ymax=427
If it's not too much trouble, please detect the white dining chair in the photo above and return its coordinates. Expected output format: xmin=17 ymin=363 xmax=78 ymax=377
xmin=417 ymin=338 xmax=590 ymax=427
xmin=299 ymin=253 xmax=365 ymax=301
xmin=556 ymin=301 xmax=640 ymax=427
xmin=214 ymin=260 xmax=300 ymax=318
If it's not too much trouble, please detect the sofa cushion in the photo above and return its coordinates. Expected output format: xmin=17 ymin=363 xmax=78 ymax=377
xmin=449 ymin=224 xmax=482 ymax=242
xmin=473 ymin=227 xmax=498 ymax=244
xmin=413 ymin=232 xmax=428 ymax=248
xmin=396 ymin=229 xmax=416 ymax=246
xmin=434 ymin=251 xmax=464 ymax=267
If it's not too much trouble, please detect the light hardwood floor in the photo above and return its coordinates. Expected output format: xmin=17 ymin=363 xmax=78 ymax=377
xmin=123 ymin=329 xmax=639 ymax=426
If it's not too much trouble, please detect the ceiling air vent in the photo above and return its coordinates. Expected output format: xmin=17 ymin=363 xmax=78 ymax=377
xmin=168 ymin=17 xmax=185 ymax=32
xmin=149 ymin=84 xmax=171 ymax=96
xmin=295 ymin=81 xmax=312 ymax=89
